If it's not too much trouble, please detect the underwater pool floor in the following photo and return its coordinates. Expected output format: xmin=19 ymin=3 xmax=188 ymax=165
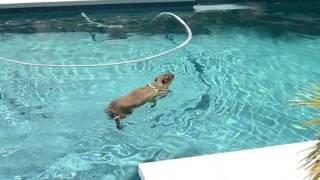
xmin=0 ymin=6 xmax=320 ymax=179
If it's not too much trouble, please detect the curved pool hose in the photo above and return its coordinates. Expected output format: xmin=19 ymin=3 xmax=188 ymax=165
xmin=0 ymin=12 xmax=192 ymax=67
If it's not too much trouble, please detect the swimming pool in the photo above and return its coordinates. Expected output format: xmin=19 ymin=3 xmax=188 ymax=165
xmin=0 ymin=2 xmax=320 ymax=179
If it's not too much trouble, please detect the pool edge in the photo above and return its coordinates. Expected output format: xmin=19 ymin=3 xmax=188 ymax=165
xmin=139 ymin=140 xmax=316 ymax=180
xmin=0 ymin=0 xmax=195 ymax=10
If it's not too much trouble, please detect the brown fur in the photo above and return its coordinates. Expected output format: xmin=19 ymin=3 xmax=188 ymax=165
xmin=105 ymin=73 xmax=175 ymax=129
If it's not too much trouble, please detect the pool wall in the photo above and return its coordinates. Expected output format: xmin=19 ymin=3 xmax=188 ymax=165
xmin=0 ymin=0 xmax=195 ymax=9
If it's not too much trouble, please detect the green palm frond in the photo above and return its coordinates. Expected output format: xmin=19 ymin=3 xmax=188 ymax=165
xmin=292 ymin=85 xmax=320 ymax=180
xmin=301 ymin=141 xmax=320 ymax=180
xmin=304 ymin=119 xmax=320 ymax=126
xmin=290 ymin=85 xmax=320 ymax=107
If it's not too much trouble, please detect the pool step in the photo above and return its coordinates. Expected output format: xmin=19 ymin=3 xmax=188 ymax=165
xmin=139 ymin=141 xmax=316 ymax=180
xmin=0 ymin=0 xmax=195 ymax=9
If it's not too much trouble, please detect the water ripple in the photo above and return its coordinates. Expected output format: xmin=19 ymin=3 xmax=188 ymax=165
xmin=1 ymin=13 xmax=320 ymax=179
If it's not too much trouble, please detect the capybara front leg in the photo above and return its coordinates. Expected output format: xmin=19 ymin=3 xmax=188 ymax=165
xmin=150 ymin=99 xmax=157 ymax=108
xmin=114 ymin=115 xmax=122 ymax=130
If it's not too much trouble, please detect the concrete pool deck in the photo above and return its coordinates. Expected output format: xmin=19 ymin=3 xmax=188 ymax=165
xmin=0 ymin=0 xmax=194 ymax=9
xmin=139 ymin=141 xmax=316 ymax=180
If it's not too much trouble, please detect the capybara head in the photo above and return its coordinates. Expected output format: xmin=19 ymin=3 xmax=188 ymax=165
xmin=153 ymin=73 xmax=175 ymax=89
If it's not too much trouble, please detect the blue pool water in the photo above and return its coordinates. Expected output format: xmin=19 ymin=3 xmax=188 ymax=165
xmin=0 ymin=3 xmax=320 ymax=179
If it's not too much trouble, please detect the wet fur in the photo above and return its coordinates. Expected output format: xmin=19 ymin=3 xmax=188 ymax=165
xmin=105 ymin=73 xmax=174 ymax=129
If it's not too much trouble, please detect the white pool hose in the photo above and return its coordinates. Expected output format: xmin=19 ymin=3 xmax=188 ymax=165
xmin=0 ymin=12 xmax=192 ymax=67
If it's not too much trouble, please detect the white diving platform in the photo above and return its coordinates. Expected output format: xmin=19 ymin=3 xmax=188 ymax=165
xmin=139 ymin=141 xmax=316 ymax=180
xmin=0 ymin=0 xmax=195 ymax=9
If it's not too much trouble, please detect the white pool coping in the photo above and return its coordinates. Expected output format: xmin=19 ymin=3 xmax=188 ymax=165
xmin=193 ymin=4 xmax=257 ymax=12
xmin=139 ymin=141 xmax=316 ymax=180
xmin=0 ymin=0 xmax=194 ymax=9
